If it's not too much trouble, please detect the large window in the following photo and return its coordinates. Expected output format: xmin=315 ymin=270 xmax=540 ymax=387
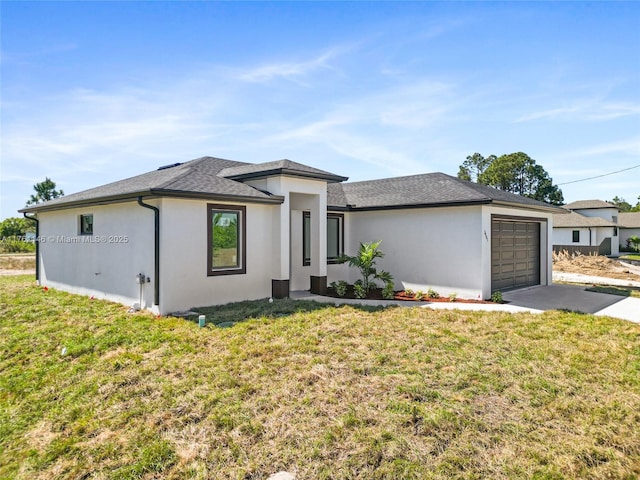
xmin=303 ymin=212 xmax=344 ymax=265
xmin=79 ymin=214 xmax=93 ymax=235
xmin=207 ymin=204 xmax=246 ymax=276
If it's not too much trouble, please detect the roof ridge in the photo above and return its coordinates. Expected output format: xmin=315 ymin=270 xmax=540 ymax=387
xmin=342 ymin=171 xmax=443 ymax=187
xmin=158 ymin=157 xmax=248 ymax=189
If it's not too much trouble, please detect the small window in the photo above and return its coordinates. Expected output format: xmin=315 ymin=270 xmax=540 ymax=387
xmin=79 ymin=214 xmax=93 ymax=235
xmin=572 ymin=230 xmax=580 ymax=243
xmin=207 ymin=204 xmax=246 ymax=276
xmin=613 ymin=227 xmax=618 ymax=236
xmin=327 ymin=213 xmax=343 ymax=263
xmin=303 ymin=212 xmax=344 ymax=265
xmin=612 ymin=215 xmax=618 ymax=224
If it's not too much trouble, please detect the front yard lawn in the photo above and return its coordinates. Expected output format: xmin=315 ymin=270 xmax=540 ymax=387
xmin=1 ymin=275 xmax=639 ymax=479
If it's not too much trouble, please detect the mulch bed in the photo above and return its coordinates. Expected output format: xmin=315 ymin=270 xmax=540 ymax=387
xmin=326 ymin=287 xmax=496 ymax=304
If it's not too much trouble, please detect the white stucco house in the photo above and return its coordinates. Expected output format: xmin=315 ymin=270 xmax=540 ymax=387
xmin=552 ymin=200 xmax=622 ymax=256
xmin=619 ymin=212 xmax=640 ymax=249
xmin=21 ymin=156 xmax=561 ymax=315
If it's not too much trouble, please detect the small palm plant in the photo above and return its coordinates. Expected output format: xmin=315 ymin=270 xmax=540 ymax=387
xmin=340 ymin=241 xmax=393 ymax=296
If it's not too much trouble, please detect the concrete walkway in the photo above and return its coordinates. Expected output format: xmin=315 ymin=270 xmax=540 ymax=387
xmin=553 ymin=271 xmax=640 ymax=288
xmin=291 ymin=284 xmax=640 ymax=324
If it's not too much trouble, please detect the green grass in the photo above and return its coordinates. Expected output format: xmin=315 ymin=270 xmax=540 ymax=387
xmin=585 ymin=285 xmax=640 ymax=298
xmin=1 ymin=275 xmax=639 ymax=479
xmin=620 ymin=254 xmax=640 ymax=261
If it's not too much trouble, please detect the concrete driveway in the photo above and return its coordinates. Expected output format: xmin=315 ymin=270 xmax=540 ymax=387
xmin=502 ymin=284 xmax=640 ymax=323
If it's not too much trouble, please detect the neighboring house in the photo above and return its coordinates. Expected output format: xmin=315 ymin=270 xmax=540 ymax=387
xmin=619 ymin=212 xmax=640 ymax=248
xmin=20 ymin=156 xmax=561 ymax=315
xmin=552 ymin=200 xmax=620 ymax=256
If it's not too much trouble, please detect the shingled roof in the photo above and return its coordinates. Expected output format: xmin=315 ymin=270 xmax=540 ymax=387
xmin=219 ymin=159 xmax=348 ymax=183
xmin=327 ymin=172 xmax=561 ymax=212
xmin=564 ymin=200 xmax=618 ymax=210
xmin=552 ymin=211 xmax=617 ymax=228
xmin=20 ymin=157 xmax=285 ymax=213
xmin=21 ymin=157 xmax=562 ymax=214
xmin=619 ymin=212 xmax=640 ymax=228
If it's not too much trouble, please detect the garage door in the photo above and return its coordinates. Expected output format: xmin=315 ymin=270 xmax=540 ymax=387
xmin=491 ymin=219 xmax=540 ymax=292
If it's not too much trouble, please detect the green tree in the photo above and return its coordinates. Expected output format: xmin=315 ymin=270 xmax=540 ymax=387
xmin=458 ymin=152 xmax=564 ymax=205
xmin=0 ymin=217 xmax=35 ymax=237
xmin=457 ymin=153 xmax=495 ymax=183
xmin=608 ymin=196 xmax=632 ymax=212
xmin=26 ymin=177 xmax=64 ymax=206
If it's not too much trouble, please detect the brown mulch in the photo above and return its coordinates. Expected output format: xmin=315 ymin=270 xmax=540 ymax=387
xmin=326 ymin=287 xmax=495 ymax=304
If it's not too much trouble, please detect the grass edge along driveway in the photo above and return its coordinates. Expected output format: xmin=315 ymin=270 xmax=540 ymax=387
xmin=1 ymin=275 xmax=639 ymax=479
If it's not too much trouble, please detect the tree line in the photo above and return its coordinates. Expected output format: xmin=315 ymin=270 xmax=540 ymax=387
xmin=457 ymin=152 xmax=564 ymax=205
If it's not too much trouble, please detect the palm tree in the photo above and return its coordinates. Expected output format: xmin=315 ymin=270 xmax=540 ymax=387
xmin=340 ymin=241 xmax=392 ymax=293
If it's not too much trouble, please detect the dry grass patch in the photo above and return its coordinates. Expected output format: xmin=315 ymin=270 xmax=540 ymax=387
xmin=1 ymin=275 xmax=639 ymax=479
xmin=0 ymin=253 xmax=35 ymax=272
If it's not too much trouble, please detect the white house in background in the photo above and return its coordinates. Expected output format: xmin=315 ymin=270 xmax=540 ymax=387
xmin=20 ymin=156 xmax=561 ymax=315
xmin=619 ymin=212 xmax=640 ymax=249
xmin=552 ymin=200 xmax=620 ymax=256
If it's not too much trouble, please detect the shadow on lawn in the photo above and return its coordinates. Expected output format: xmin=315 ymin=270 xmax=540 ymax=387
xmin=187 ymin=297 xmax=392 ymax=327
xmin=585 ymin=285 xmax=633 ymax=297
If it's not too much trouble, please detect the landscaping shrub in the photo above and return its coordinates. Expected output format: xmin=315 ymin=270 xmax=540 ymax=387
xmin=340 ymin=241 xmax=393 ymax=296
xmin=491 ymin=291 xmax=503 ymax=303
xmin=330 ymin=280 xmax=348 ymax=297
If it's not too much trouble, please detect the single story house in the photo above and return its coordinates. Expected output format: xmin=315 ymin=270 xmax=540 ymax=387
xmin=21 ymin=156 xmax=561 ymax=315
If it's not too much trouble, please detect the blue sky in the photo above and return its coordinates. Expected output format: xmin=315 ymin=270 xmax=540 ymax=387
xmin=1 ymin=1 xmax=639 ymax=219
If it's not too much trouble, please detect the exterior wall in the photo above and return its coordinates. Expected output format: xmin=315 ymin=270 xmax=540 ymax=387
xmin=553 ymin=227 xmax=592 ymax=247
xmin=159 ymin=198 xmax=275 ymax=314
xmin=553 ymin=226 xmax=619 ymax=256
xmin=37 ymin=202 xmax=156 ymax=310
xmin=573 ymin=207 xmax=618 ymax=222
xmin=338 ymin=206 xmax=485 ymax=299
xmin=593 ymin=226 xmax=618 ymax=256
xmin=620 ymin=228 xmax=640 ymax=249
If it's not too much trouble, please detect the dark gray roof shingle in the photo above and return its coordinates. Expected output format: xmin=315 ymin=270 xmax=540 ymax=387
xmin=328 ymin=172 xmax=559 ymax=211
xmin=218 ymin=159 xmax=348 ymax=183
xmin=21 ymin=157 xmax=279 ymax=212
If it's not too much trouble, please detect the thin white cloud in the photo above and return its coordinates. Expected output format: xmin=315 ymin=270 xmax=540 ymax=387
xmin=1 ymin=43 xmax=78 ymax=65
xmin=563 ymin=137 xmax=640 ymax=159
xmin=235 ymin=45 xmax=352 ymax=84
xmin=516 ymin=100 xmax=640 ymax=123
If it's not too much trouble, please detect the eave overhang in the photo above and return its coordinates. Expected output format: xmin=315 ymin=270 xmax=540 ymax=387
xmin=222 ymin=168 xmax=348 ymax=184
xmin=19 ymin=189 xmax=285 ymax=214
